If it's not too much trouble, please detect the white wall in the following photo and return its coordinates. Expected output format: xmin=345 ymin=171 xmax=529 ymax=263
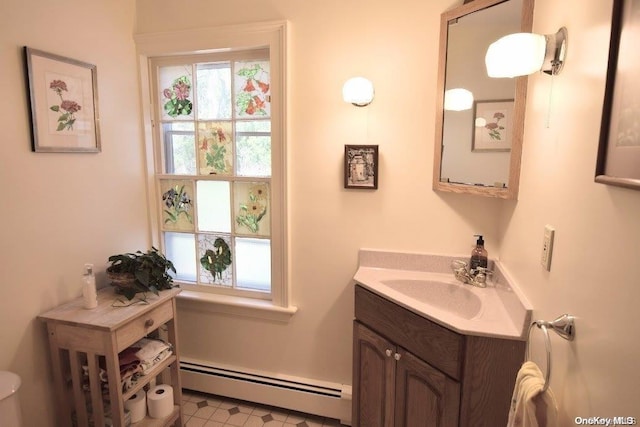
xmin=0 ymin=0 xmax=148 ymax=425
xmin=135 ymin=0 xmax=504 ymax=387
xmin=500 ymin=0 xmax=640 ymax=421
xmin=3 ymin=0 xmax=636 ymax=425
xmin=138 ymin=0 xmax=640 ymax=420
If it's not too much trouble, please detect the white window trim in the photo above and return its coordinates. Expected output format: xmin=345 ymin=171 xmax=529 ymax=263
xmin=135 ymin=21 xmax=296 ymax=321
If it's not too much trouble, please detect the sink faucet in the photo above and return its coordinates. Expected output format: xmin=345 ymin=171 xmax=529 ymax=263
xmin=451 ymin=260 xmax=492 ymax=288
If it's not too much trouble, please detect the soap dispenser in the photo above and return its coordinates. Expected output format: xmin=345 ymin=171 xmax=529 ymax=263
xmin=470 ymin=234 xmax=488 ymax=270
xmin=82 ymin=264 xmax=98 ymax=309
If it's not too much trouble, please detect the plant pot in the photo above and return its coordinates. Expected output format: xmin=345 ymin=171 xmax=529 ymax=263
xmin=107 ymin=271 xmax=136 ymax=291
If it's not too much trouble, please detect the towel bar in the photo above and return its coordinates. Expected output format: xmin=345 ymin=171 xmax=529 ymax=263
xmin=524 ymin=314 xmax=575 ymax=393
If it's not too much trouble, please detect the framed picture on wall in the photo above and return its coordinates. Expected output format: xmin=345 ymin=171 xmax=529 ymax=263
xmin=24 ymin=47 xmax=101 ymax=153
xmin=472 ymin=99 xmax=514 ymax=152
xmin=595 ymin=0 xmax=640 ymax=191
xmin=344 ymin=145 xmax=378 ymax=189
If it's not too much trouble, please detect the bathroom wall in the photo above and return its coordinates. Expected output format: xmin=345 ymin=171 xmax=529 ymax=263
xmin=499 ymin=0 xmax=640 ymax=421
xmin=136 ymin=0 xmax=640 ymax=420
xmin=3 ymin=0 xmax=634 ymax=425
xmin=135 ymin=0 xmax=504 ymax=389
xmin=0 ymin=0 xmax=148 ymax=424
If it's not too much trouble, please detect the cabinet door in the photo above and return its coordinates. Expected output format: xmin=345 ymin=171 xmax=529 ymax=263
xmin=394 ymin=349 xmax=460 ymax=427
xmin=353 ymin=321 xmax=396 ymax=427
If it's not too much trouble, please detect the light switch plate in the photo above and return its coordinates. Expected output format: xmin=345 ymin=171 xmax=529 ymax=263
xmin=541 ymin=225 xmax=555 ymax=271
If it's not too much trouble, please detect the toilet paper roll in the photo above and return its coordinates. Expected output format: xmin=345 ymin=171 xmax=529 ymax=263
xmin=124 ymin=390 xmax=146 ymax=423
xmin=147 ymin=384 xmax=174 ymax=419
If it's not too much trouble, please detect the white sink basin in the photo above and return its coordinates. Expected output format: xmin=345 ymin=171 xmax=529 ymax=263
xmin=353 ymin=250 xmax=532 ymax=339
xmin=380 ymin=279 xmax=482 ymax=320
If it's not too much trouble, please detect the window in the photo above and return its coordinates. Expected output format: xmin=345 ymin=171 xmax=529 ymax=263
xmin=138 ymin=22 xmax=290 ymax=315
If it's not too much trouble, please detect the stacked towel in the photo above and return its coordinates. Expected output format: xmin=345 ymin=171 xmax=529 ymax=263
xmin=507 ymin=361 xmax=558 ymax=427
xmin=133 ymin=338 xmax=172 ymax=375
xmin=82 ymin=338 xmax=173 ymax=393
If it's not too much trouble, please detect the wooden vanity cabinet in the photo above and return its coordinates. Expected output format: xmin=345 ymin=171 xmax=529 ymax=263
xmin=353 ymin=285 xmax=525 ymax=427
xmin=354 ymin=322 xmax=460 ymax=427
xmin=39 ymin=287 xmax=183 ymax=427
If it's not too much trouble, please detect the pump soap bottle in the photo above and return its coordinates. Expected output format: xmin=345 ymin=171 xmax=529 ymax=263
xmin=470 ymin=235 xmax=488 ymax=270
xmin=82 ymin=264 xmax=98 ymax=309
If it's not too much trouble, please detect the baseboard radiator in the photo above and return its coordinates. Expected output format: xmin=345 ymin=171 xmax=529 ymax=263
xmin=180 ymin=358 xmax=352 ymax=425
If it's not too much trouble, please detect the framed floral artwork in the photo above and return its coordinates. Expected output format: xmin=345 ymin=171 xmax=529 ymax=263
xmin=344 ymin=145 xmax=378 ymax=189
xmin=472 ymin=99 xmax=514 ymax=152
xmin=24 ymin=47 xmax=100 ymax=153
xmin=595 ymin=0 xmax=640 ymax=191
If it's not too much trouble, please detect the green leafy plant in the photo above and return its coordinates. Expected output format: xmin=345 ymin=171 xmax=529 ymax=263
xmin=485 ymin=112 xmax=505 ymax=140
xmin=236 ymin=63 xmax=269 ymax=116
xmin=162 ymin=76 xmax=193 ymax=117
xmin=200 ymin=238 xmax=232 ymax=281
xmin=162 ymin=184 xmax=193 ymax=224
xmin=236 ymin=184 xmax=268 ymax=233
xmin=49 ymin=79 xmax=82 ymax=131
xmin=107 ymin=247 xmax=177 ymax=301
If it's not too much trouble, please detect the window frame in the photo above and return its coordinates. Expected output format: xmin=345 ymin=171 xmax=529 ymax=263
xmin=135 ymin=21 xmax=294 ymax=321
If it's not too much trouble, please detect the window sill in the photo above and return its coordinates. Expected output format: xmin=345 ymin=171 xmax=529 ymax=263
xmin=176 ymin=290 xmax=298 ymax=323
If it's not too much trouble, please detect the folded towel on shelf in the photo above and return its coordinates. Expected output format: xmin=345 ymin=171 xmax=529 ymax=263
xmin=81 ymin=338 xmax=172 ymax=394
xmin=131 ymin=338 xmax=173 ymax=375
xmin=507 ymin=361 xmax=558 ymax=427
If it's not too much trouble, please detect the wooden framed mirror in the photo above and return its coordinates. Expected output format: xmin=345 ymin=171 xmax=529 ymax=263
xmin=432 ymin=0 xmax=534 ymax=199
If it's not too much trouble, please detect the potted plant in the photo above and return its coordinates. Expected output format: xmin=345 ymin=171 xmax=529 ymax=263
xmin=106 ymin=247 xmax=177 ymax=301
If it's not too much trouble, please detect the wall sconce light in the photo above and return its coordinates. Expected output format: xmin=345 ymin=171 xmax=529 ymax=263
xmin=485 ymin=27 xmax=568 ymax=78
xmin=444 ymin=88 xmax=474 ymax=111
xmin=342 ymin=77 xmax=374 ymax=107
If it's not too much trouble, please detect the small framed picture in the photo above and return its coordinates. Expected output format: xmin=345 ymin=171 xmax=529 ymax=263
xmin=344 ymin=145 xmax=378 ymax=189
xmin=472 ymin=99 xmax=514 ymax=152
xmin=24 ymin=47 xmax=101 ymax=153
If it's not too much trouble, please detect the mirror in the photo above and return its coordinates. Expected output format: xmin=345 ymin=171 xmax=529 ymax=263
xmin=433 ymin=0 xmax=533 ymax=199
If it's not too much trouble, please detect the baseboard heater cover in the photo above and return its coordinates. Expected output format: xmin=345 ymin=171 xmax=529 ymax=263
xmin=180 ymin=359 xmax=352 ymax=425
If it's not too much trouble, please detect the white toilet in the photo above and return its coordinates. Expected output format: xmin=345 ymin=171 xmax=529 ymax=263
xmin=0 ymin=371 xmax=23 ymax=427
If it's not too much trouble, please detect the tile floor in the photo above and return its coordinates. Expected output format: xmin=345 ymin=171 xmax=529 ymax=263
xmin=181 ymin=389 xmax=348 ymax=427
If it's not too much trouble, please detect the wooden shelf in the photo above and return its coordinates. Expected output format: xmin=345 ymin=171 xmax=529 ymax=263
xmin=137 ymin=406 xmax=181 ymax=427
xmin=39 ymin=287 xmax=183 ymax=427
xmin=122 ymin=355 xmax=177 ymax=402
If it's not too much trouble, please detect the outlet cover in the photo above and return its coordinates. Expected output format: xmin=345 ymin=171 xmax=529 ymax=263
xmin=541 ymin=225 xmax=555 ymax=271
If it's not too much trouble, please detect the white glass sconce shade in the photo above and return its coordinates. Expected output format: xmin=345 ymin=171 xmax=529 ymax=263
xmin=342 ymin=77 xmax=374 ymax=106
xmin=485 ymin=27 xmax=567 ymax=78
xmin=444 ymin=88 xmax=474 ymax=111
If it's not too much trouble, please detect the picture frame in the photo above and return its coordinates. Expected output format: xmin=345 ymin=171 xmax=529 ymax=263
xmin=472 ymin=99 xmax=514 ymax=152
xmin=595 ymin=0 xmax=640 ymax=190
xmin=344 ymin=145 xmax=378 ymax=189
xmin=24 ymin=47 xmax=100 ymax=153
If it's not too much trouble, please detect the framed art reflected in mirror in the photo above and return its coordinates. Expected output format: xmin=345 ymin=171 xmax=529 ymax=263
xmin=596 ymin=0 xmax=640 ymax=190
xmin=472 ymin=99 xmax=514 ymax=152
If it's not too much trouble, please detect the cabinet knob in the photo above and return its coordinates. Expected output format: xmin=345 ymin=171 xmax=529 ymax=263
xmin=145 ymin=319 xmax=154 ymax=328
xmin=385 ymin=349 xmax=393 ymax=357
xmin=394 ymin=353 xmax=401 ymax=361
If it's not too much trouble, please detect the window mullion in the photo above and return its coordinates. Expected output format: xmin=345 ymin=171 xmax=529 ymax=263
xmin=153 ymin=52 xmax=275 ymax=299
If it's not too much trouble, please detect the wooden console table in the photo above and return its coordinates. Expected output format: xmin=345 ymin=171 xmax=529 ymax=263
xmin=39 ymin=287 xmax=183 ymax=427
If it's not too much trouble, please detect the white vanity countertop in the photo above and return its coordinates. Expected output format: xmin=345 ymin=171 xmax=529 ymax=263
xmin=353 ymin=249 xmax=532 ymax=340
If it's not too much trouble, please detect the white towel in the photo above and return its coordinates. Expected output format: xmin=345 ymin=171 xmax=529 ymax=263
xmin=507 ymin=361 xmax=558 ymax=427
xmin=133 ymin=338 xmax=173 ymax=375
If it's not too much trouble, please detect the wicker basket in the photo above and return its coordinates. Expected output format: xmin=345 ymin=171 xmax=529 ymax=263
xmin=107 ymin=271 xmax=136 ymax=290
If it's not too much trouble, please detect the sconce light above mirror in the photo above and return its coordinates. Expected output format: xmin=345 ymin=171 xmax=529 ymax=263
xmin=486 ymin=27 xmax=567 ymax=77
xmin=343 ymin=77 xmax=374 ymax=107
